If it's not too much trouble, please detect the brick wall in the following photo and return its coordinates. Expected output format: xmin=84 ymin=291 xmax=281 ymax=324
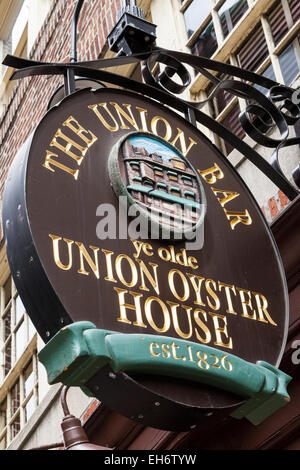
xmin=261 ymin=189 xmax=290 ymax=223
xmin=0 ymin=0 xmax=121 ymax=240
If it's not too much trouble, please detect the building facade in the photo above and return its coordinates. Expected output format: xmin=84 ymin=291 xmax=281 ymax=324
xmin=0 ymin=0 xmax=299 ymax=450
xmin=123 ymin=138 xmax=201 ymax=229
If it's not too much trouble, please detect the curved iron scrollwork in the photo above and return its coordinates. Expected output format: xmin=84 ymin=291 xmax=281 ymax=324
xmin=141 ymin=49 xmax=300 ymax=201
xmin=3 ymin=46 xmax=300 ymax=200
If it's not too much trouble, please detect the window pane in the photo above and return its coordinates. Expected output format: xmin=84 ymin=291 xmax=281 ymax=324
xmin=207 ymin=72 xmax=233 ymax=117
xmin=184 ymin=0 xmax=211 ymax=38
xmin=191 ymin=20 xmax=218 ymax=58
xmin=12 ymin=1 xmax=29 ymax=51
xmin=267 ymin=0 xmax=289 ymax=46
xmin=1 ymin=36 xmax=12 ymax=78
xmin=24 ymin=362 xmax=34 ymax=397
xmin=288 ymin=0 xmax=300 ymax=23
xmin=11 ymin=381 xmax=20 ymax=416
xmin=16 ymin=321 xmax=26 ymax=361
xmin=237 ymin=23 xmax=269 ymax=71
xmin=218 ymin=0 xmax=248 ymax=38
xmin=0 ymin=435 xmax=7 ymax=450
xmin=278 ymin=43 xmax=300 ymax=85
xmin=3 ymin=310 xmax=11 ymax=341
xmin=15 ymin=295 xmax=26 ymax=323
xmin=4 ymin=339 xmax=12 ymax=376
xmin=25 ymin=395 xmax=35 ymax=422
xmin=0 ymin=399 xmax=7 ymax=429
xmin=4 ymin=278 xmax=11 ymax=307
xmin=28 ymin=317 xmax=36 ymax=341
xmin=254 ymin=63 xmax=276 ymax=95
xmin=220 ymin=103 xmax=246 ymax=154
xmin=11 ymin=415 xmax=21 ymax=439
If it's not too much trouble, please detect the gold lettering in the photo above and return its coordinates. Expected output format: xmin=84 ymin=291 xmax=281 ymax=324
xmin=237 ymin=288 xmax=256 ymax=320
xmin=89 ymin=103 xmax=119 ymax=132
xmin=211 ymin=188 xmax=240 ymax=207
xmin=114 ymin=288 xmax=147 ymax=327
xmin=253 ymin=292 xmax=277 ymax=326
xmin=218 ymin=282 xmax=238 ymax=315
xmin=198 ymin=163 xmax=224 ymax=184
xmin=43 ymin=150 xmax=79 ymax=179
xmin=142 ymin=243 xmax=153 ymax=257
xmin=150 ymin=342 xmax=160 ymax=357
xmin=49 ymin=235 xmax=74 ymax=270
xmin=188 ymin=256 xmax=198 ymax=270
xmin=167 ymin=302 xmax=193 ymax=339
xmin=170 ymin=128 xmax=197 ymax=157
xmin=144 ymin=297 xmax=171 ymax=333
xmin=187 ymin=345 xmax=195 ymax=362
xmin=44 ymin=117 xmax=97 ymax=179
xmin=50 ymin=129 xmax=88 ymax=164
xmin=136 ymin=260 xmax=160 ymax=295
xmin=131 ymin=239 xmax=153 ymax=258
xmin=205 ymin=279 xmax=221 ymax=311
xmin=75 ymin=242 xmax=100 ymax=279
xmin=194 ymin=309 xmax=211 ymax=344
xmin=115 ymin=254 xmax=138 ymax=288
xmin=168 ymin=269 xmax=190 ymax=302
xmin=110 ymin=102 xmax=139 ymax=130
xmin=186 ymin=274 xmax=206 ymax=306
xmin=158 ymin=247 xmax=171 ymax=262
xmin=161 ymin=343 xmax=171 ymax=359
xmin=170 ymin=342 xmax=181 ymax=360
xmin=196 ymin=350 xmax=209 ymax=369
xmin=131 ymin=239 xmax=144 ymax=259
xmin=136 ymin=107 xmax=149 ymax=132
xmin=209 ymin=312 xmax=233 ymax=349
xmin=224 ymin=209 xmax=252 ymax=230
xmin=151 ymin=116 xmax=172 ymax=141
xmin=102 ymin=249 xmax=117 ymax=283
xmin=63 ymin=116 xmax=98 ymax=146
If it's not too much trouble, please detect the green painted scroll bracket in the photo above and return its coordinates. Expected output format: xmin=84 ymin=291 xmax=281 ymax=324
xmin=38 ymin=321 xmax=292 ymax=426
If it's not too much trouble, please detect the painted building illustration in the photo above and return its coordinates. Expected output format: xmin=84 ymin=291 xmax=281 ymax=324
xmin=122 ymin=137 xmax=202 ymax=229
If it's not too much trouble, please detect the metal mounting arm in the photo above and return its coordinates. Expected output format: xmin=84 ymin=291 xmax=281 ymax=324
xmin=64 ymin=0 xmax=85 ymax=95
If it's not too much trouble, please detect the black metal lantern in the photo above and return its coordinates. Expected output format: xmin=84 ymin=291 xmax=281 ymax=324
xmin=107 ymin=0 xmax=157 ymax=56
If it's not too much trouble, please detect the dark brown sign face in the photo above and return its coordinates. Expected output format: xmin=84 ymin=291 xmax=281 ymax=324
xmin=3 ymin=88 xmax=289 ymax=426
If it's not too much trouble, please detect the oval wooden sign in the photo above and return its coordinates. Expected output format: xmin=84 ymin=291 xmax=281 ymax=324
xmin=3 ymin=88 xmax=289 ymax=430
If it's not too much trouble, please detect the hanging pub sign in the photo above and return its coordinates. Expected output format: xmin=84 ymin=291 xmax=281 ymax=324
xmin=3 ymin=87 xmax=291 ymax=431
